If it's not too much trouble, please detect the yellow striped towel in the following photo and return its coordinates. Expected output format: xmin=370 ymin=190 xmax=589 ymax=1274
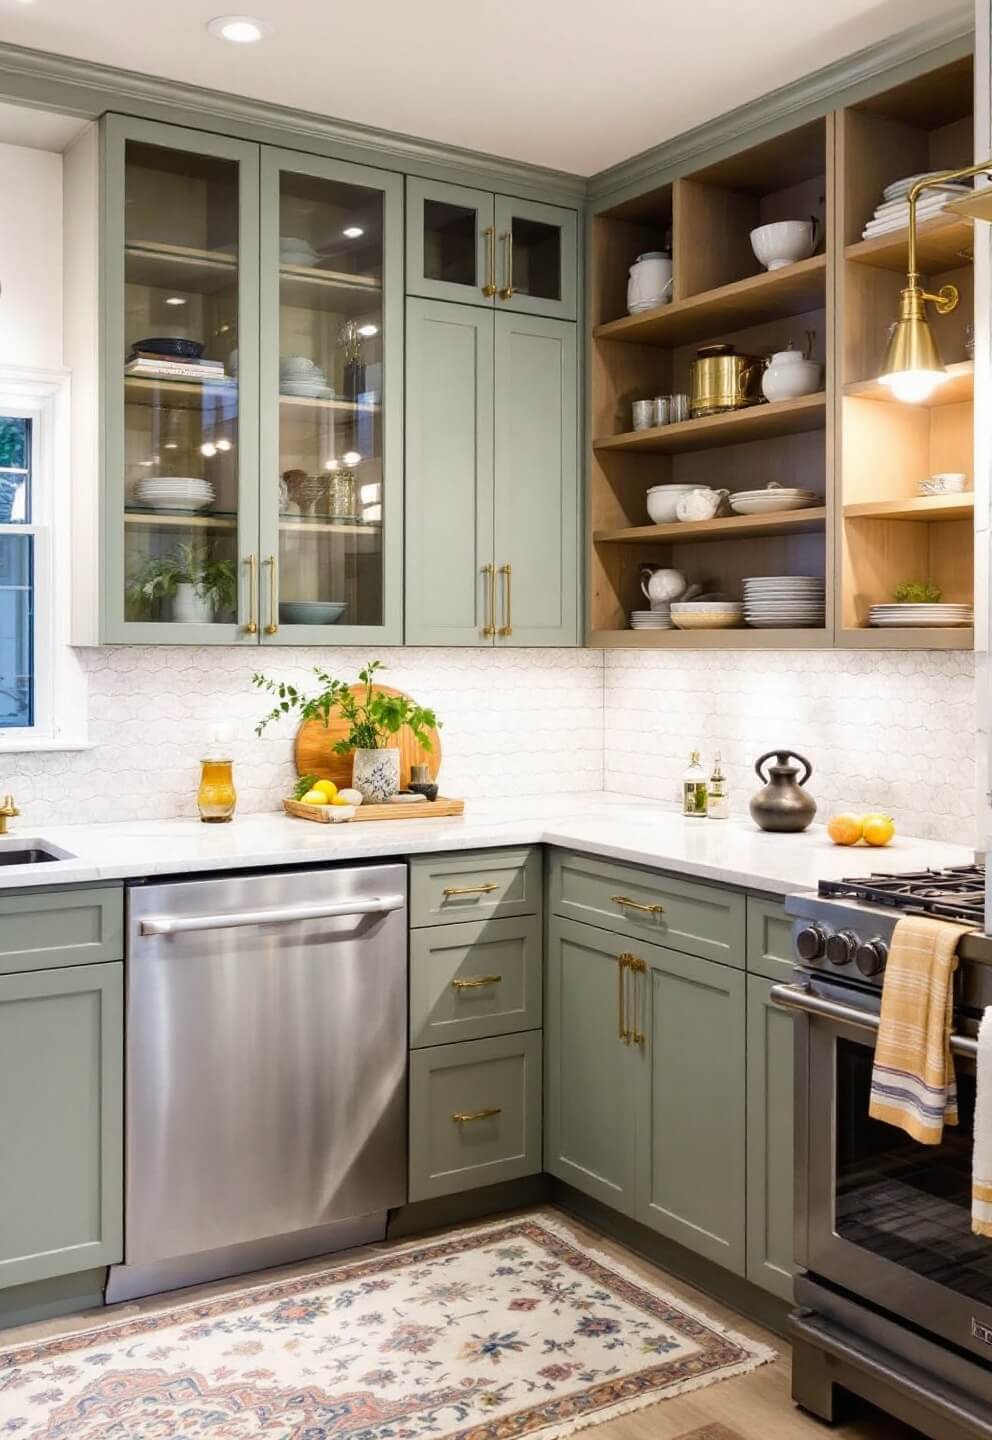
xmin=868 ymin=915 xmax=971 ymax=1145
xmin=974 ymin=1007 xmax=992 ymax=1237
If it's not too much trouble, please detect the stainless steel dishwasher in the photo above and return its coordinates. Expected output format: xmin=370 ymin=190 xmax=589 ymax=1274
xmin=107 ymin=862 xmax=407 ymax=1302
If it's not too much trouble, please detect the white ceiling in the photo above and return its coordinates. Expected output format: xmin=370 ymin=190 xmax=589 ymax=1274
xmin=0 ymin=0 xmax=959 ymax=174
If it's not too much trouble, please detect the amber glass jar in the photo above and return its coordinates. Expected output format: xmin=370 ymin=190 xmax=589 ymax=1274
xmin=197 ymin=758 xmax=237 ymax=823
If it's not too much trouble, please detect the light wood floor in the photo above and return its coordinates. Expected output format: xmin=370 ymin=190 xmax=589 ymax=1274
xmin=2 ymin=1206 xmax=923 ymax=1440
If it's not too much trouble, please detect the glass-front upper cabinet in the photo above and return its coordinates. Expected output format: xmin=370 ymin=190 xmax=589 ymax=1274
xmin=104 ymin=116 xmax=260 ymax=643
xmin=259 ymin=149 xmax=403 ymax=643
xmin=407 ymin=179 xmax=577 ymax=321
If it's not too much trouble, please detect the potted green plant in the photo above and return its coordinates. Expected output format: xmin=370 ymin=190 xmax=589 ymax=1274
xmin=253 ymin=659 xmax=438 ymax=802
xmin=127 ymin=542 xmax=238 ymax=624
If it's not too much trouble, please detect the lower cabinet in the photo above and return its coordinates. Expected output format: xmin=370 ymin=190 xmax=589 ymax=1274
xmin=409 ymin=1031 xmax=542 ymax=1201
xmin=0 ymin=962 xmax=124 ymax=1290
xmin=746 ymin=974 xmax=796 ymax=1301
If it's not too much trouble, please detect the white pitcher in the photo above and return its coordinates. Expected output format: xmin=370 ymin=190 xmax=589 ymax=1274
xmin=627 ymin=252 xmax=673 ymax=313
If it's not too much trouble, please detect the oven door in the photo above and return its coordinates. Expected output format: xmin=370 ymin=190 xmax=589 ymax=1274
xmin=777 ymin=981 xmax=992 ymax=1365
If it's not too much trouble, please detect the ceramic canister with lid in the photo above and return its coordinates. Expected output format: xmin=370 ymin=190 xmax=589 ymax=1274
xmin=627 ymin=252 xmax=673 ymax=313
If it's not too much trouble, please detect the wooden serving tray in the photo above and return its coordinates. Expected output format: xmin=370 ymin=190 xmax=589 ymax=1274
xmin=284 ymin=796 xmax=464 ymax=824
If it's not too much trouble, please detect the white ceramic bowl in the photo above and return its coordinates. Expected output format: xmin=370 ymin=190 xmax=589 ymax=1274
xmin=646 ymin=484 xmax=698 ymax=524
xmin=750 ymin=220 xmax=817 ymax=271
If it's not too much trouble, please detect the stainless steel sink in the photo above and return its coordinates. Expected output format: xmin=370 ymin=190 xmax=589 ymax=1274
xmin=0 ymin=837 xmax=75 ymax=865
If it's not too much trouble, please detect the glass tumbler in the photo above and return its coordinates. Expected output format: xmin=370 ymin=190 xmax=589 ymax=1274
xmin=632 ymin=399 xmax=655 ymax=431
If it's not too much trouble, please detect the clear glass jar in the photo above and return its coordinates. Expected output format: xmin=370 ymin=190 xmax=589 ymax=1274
xmin=198 ymin=757 xmax=237 ymax=823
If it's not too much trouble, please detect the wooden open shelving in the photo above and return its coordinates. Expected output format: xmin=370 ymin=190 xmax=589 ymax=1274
xmin=844 ymin=214 xmax=973 ymax=273
xmin=589 ymin=627 xmax=831 ymax=650
xmin=595 ymin=507 xmax=826 ymax=545
xmin=843 ymin=493 xmax=973 ymax=522
xmin=594 ymin=393 xmax=826 ymax=455
xmin=844 ymin=360 xmax=973 ymax=406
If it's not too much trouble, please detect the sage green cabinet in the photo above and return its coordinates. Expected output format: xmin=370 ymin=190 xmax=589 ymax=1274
xmin=544 ymin=917 xmax=637 ymax=1215
xmin=0 ymin=886 xmax=123 ymax=976
xmin=407 ymin=177 xmax=577 ymax=321
xmin=634 ymin=939 xmax=746 ymax=1274
xmin=405 ymin=302 xmax=578 ymax=646
xmin=746 ymin=977 xmax=796 ymax=1302
xmin=0 ymin=962 xmax=123 ymax=1290
xmin=410 ymin=915 xmax=542 ymax=1048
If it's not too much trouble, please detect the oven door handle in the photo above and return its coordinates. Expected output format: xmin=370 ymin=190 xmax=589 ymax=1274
xmin=770 ymin=982 xmax=978 ymax=1059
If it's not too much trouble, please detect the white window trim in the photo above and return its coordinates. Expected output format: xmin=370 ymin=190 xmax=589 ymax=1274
xmin=0 ymin=365 xmax=90 ymax=752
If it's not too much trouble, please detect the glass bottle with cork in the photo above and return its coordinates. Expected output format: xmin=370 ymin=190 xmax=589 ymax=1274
xmin=708 ymin=753 xmax=729 ymax=819
xmin=682 ymin=750 xmax=708 ymax=817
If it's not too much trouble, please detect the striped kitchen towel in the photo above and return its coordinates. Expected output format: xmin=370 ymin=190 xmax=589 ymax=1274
xmin=974 ymin=1007 xmax=992 ymax=1237
xmin=868 ymin=915 xmax=972 ymax=1144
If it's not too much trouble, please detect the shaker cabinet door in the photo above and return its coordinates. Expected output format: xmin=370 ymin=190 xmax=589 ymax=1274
xmin=494 ymin=195 xmax=577 ymax=322
xmin=406 ymin=178 xmax=496 ymax=307
xmin=405 ymin=298 xmax=495 ymax=645
xmin=493 ymin=313 xmax=578 ymax=646
xmin=259 ymin=147 xmax=404 ymax=645
xmin=544 ymin=917 xmax=637 ymax=1215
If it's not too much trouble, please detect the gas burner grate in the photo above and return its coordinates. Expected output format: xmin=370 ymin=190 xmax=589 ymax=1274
xmin=819 ymin=865 xmax=985 ymax=924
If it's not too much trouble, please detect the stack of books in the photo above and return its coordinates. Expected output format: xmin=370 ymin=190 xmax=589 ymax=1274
xmin=125 ymin=350 xmax=232 ymax=384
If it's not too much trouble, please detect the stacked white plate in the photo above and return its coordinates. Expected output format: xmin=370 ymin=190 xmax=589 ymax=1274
xmin=743 ymin=576 xmax=825 ymax=629
xmin=730 ymin=487 xmax=819 ymax=516
xmin=134 ymin=477 xmax=215 ymax=511
xmin=280 ymin=355 xmax=334 ymax=400
xmin=630 ymin=607 xmax=674 ymax=631
xmin=280 ymin=236 xmax=320 ymax=268
xmin=869 ymin=603 xmax=973 ymax=628
xmin=883 ymin=173 xmax=972 ymax=203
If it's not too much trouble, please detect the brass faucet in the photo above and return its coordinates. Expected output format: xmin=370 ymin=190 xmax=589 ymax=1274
xmin=0 ymin=794 xmax=19 ymax=835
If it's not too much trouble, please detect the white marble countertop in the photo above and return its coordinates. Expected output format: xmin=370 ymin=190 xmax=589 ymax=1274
xmin=0 ymin=793 xmax=977 ymax=897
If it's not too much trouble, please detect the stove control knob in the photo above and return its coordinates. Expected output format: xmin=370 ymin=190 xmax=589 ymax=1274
xmin=856 ymin=938 xmax=888 ymax=977
xmin=826 ymin=930 xmax=857 ymax=966
xmin=796 ymin=924 xmax=827 ymax=962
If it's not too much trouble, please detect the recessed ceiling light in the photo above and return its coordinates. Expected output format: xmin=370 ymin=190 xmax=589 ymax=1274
xmin=207 ymin=15 xmax=269 ymax=43
xmin=343 ymin=226 xmax=364 ymax=239
xmin=357 ymin=323 xmax=378 ymax=338
xmin=165 ymin=296 xmax=187 ymax=306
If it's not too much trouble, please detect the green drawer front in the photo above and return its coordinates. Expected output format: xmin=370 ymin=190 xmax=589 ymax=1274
xmin=549 ymin=851 xmax=744 ymax=967
xmin=746 ymin=897 xmax=796 ymax=983
xmin=408 ymin=1031 xmax=542 ymax=1201
xmin=409 ymin=848 xmax=542 ymax=928
xmin=0 ymin=887 xmax=124 ymax=976
xmin=410 ymin=915 xmax=542 ymax=1048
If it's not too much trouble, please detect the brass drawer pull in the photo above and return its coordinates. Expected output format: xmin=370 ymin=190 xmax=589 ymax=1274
xmin=612 ymin=894 xmax=664 ymax=916
xmin=442 ymin=882 xmax=499 ymax=897
xmin=452 ymin=1106 xmax=502 ymax=1123
xmin=452 ymin=974 xmax=502 ymax=990
xmin=498 ymin=230 xmax=513 ymax=301
xmin=618 ymin=952 xmax=646 ymax=1046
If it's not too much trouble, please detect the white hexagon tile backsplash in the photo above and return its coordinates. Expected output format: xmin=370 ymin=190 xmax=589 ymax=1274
xmin=4 ymin=645 xmax=979 ymax=844
xmin=604 ymin=649 xmax=977 ymax=845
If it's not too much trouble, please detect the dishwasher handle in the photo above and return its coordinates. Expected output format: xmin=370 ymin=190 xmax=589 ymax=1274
xmin=139 ymin=893 xmax=405 ymax=937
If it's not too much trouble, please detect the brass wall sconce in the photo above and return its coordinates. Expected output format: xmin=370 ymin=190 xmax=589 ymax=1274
xmin=878 ymin=160 xmax=991 ymax=403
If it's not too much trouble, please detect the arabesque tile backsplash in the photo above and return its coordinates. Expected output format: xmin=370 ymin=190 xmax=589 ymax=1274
xmin=7 ymin=645 xmax=978 ymax=844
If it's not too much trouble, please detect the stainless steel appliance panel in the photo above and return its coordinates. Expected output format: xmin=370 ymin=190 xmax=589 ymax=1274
xmin=125 ymin=864 xmax=407 ymax=1265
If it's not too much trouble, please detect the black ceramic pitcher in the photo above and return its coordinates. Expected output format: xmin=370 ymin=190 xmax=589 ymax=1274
xmin=749 ymin=750 xmax=817 ymax=833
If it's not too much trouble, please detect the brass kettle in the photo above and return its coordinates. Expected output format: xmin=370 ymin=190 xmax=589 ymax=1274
xmin=689 ymin=343 xmax=765 ymax=418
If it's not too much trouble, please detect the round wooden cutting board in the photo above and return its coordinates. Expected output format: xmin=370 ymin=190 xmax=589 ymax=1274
xmin=294 ymin=684 xmax=442 ymax=791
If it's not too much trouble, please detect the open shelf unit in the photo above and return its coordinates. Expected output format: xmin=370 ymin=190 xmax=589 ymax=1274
xmin=836 ymin=53 xmax=975 ymax=649
xmin=587 ymin=51 xmax=975 ymax=649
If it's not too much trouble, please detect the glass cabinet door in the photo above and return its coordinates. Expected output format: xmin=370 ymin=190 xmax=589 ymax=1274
xmin=104 ymin=116 xmax=260 ymax=642
xmin=494 ymin=196 xmax=577 ymax=322
xmin=259 ymin=149 xmax=403 ymax=643
xmin=406 ymin=178 xmax=496 ymax=307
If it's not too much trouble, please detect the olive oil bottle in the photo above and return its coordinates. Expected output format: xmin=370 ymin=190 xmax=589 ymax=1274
xmin=682 ymin=750 xmax=708 ymax=817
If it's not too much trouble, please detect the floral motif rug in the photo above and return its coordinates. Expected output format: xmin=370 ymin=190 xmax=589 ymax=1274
xmin=0 ymin=1212 xmax=774 ymax=1440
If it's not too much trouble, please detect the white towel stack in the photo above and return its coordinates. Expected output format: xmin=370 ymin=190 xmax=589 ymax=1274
xmin=861 ymin=172 xmax=972 ymax=240
xmin=974 ymin=1006 xmax=992 ymax=1237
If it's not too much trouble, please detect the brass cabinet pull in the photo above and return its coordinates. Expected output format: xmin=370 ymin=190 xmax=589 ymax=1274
xmin=498 ymin=230 xmax=513 ymax=300
xmin=245 ymin=553 xmax=258 ymax=635
xmin=618 ymin=953 xmax=630 ymax=1044
xmin=452 ymin=1106 xmax=502 ymax=1123
xmin=442 ymin=881 xmax=498 ymax=897
xmin=497 ymin=563 xmax=512 ymax=637
xmin=452 ymin=974 xmax=502 ymax=990
xmin=482 ymin=562 xmax=496 ymax=637
xmin=482 ymin=225 xmax=497 ymax=297
xmin=628 ymin=954 xmax=646 ymax=1046
xmin=264 ymin=555 xmax=278 ymax=634
xmin=611 ymin=893 xmax=664 ymax=916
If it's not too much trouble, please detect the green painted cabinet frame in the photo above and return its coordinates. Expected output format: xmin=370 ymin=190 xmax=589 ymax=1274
xmin=0 ymin=962 xmax=123 ymax=1290
xmin=100 ymin=114 xmax=404 ymax=645
xmin=746 ymin=973 xmax=796 ymax=1302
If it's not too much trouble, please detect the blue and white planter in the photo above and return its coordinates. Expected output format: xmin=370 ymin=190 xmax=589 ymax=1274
xmin=352 ymin=748 xmax=400 ymax=803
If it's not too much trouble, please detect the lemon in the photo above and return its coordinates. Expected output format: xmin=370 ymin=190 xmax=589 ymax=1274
xmin=862 ymin=813 xmax=895 ymax=847
xmin=314 ymin=779 xmax=338 ymax=799
xmin=301 ymin=789 xmax=329 ymax=806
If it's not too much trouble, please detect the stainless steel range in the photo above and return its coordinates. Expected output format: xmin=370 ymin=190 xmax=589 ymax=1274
xmin=774 ymin=865 xmax=992 ymax=1440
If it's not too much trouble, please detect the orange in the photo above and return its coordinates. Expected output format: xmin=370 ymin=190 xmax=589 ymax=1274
xmin=862 ymin=813 xmax=895 ymax=847
xmin=827 ymin=813 xmax=863 ymax=846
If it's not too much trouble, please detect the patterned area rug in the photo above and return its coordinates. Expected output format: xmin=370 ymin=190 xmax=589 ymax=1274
xmin=0 ymin=1212 xmax=774 ymax=1439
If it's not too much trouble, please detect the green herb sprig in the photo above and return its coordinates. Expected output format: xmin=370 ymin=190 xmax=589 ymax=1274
xmin=253 ymin=659 xmax=438 ymax=754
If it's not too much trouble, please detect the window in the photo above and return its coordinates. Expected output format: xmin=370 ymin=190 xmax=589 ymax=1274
xmin=0 ymin=368 xmax=85 ymax=750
